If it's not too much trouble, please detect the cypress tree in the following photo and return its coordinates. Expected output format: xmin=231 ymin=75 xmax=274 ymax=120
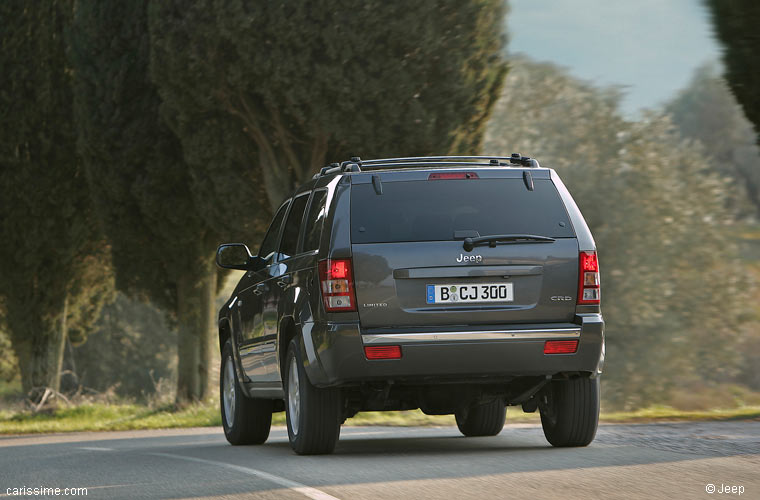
xmin=148 ymin=0 xmax=508 ymax=209
xmin=706 ymin=1 xmax=760 ymax=142
xmin=0 ymin=0 xmax=113 ymax=401
xmin=705 ymin=0 xmax=760 ymax=213
xmin=70 ymin=1 xmax=249 ymax=403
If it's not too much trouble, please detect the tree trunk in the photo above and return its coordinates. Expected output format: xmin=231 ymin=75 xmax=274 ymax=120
xmin=11 ymin=294 xmax=68 ymax=403
xmin=224 ymin=91 xmax=293 ymax=210
xmin=198 ymin=260 xmax=218 ymax=401
xmin=257 ymin=146 xmax=291 ymax=210
xmin=175 ymin=258 xmax=217 ymax=404
xmin=308 ymin=132 xmax=329 ymax=181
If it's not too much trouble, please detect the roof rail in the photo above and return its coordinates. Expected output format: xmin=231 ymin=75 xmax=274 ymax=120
xmin=360 ymin=154 xmax=537 ymax=167
xmin=363 ymin=161 xmax=502 ymax=169
xmin=317 ymin=154 xmax=540 ymax=176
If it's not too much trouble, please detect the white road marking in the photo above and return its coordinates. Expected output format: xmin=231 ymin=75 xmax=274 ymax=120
xmin=335 ymin=430 xmax=401 ymax=437
xmin=150 ymin=452 xmax=341 ymax=500
xmin=78 ymin=446 xmax=114 ymax=451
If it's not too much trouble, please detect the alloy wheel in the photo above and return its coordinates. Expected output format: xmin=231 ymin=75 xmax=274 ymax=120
xmin=288 ymin=357 xmax=301 ymax=435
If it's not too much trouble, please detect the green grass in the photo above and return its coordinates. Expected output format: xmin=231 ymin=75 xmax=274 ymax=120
xmin=0 ymin=379 xmax=21 ymax=400
xmin=599 ymin=405 xmax=760 ymax=423
xmin=1 ymin=402 xmax=758 ymax=435
xmin=0 ymin=403 xmax=221 ymax=434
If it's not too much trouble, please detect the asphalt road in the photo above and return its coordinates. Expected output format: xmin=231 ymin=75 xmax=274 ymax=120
xmin=1 ymin=421 xmax=758 ymax=500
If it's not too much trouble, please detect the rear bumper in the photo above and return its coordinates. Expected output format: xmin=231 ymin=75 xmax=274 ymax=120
xmin=301 ymin=314 xmax=605 ymax=388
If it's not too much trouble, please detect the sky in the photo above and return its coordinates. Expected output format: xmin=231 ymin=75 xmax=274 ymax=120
xmin=507 ymin=0 xmax=722 ymax=116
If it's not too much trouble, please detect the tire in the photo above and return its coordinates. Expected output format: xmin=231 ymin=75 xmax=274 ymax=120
xmin=540 ymin=376 xmax=600 ymax=447
xmin=455 ymin=398 xmax=506 ymax=437
xmin=221 ymin=340 xmax=273 ymax=445
xmin=285 ymin=339 xmax=341 ymax=455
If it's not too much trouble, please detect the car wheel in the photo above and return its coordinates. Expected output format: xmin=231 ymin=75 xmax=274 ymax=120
xmin=221 ymin=340 xmax=273 ymax=445
xmin=540 ymin=376 xmax=600 ymax=447
xmin=285 ymin=339 xmax=341 ymax=455
xmin=455 ymin=398 xmax=506 ymax=437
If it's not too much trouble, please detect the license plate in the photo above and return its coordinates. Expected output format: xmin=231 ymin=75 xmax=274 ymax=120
xmin=426 ymin=283 xmax=514 ymax=304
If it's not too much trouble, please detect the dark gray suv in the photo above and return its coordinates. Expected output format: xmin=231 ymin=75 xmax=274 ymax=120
xmin=216 ymin=155 xmax=604 ymax=455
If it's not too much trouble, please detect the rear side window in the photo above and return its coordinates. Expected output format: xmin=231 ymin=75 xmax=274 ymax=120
xmin=279 ymin=194 xmax=310 ymax=259
xmin=350 ymin=178 xmax=574 ymax=244
xmin=303 ymin=190 xmax=328 ymax=252
xmin=258 ymin=202 xmax=289 ymax=263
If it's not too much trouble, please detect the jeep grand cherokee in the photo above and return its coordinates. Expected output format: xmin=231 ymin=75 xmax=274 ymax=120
xmin=216 ymin=155 xmax=604 ymax=455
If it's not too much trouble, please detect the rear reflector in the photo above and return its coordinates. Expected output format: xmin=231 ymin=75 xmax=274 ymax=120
xmin=544 ymin=340 xmax=579 ymax=354
xmin=428 ymin=172 xmax=479 ymax=180
xmin=319 ymin=258 xmax=357 ymax=312
xmin=364 ymin=345 xmax=402 ymax=360
xmin=577 ymin=251 xmax=601 ymax=305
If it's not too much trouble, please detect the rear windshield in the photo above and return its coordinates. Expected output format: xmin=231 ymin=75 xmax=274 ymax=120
xmin=350 ymin=178 xmax=575 ymax=244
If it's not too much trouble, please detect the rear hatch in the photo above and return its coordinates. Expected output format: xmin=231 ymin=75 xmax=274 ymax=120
xmin=350 ymin=170 xmax=578 ymax=328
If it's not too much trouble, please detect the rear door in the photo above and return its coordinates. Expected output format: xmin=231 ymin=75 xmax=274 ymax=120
xmin=261 ymin=192 xmax=310 ymax=381
xmin=239 ymin=201 xmax=289 ymax=381
xmin=350 ymin=171 xmax=578 ymax=328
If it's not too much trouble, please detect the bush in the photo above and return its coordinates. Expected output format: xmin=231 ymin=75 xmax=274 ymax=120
xmin=63 ymin=294 xmax=177 ymax=401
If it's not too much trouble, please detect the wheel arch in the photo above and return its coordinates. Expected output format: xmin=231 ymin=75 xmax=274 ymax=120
xmin=218 ymin=316 xmax=254 ymax=398
xmin=278 ymin=316 xmax=299 ymax=381
xmin=218 ymin=317 xmax=232 ymax=353
xmin=277 ymin=317 xmax=330 ymax=388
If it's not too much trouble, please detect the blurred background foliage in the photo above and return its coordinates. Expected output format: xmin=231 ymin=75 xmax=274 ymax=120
xmin=0 ymin=0 xmax=758 ymax=412
xmin=667 ymin=64 xmax=760 ymax=218
xmin=485 ymin=58 xmax=758 ymax=409
xmin=0 ymin=327 xmax=19 ymax=385
xmin=63 ymin=294 xmax=177 ymax=400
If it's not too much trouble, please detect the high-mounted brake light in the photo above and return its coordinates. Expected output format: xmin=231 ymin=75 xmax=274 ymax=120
xmin=577 ymin=251 xmax=600 ymax=305
xmin=428 ymin=172 xmax=479 ymax=180
xmin=364 ymin=345 xmax=402 ymax=360
xmin=319 ymin=258 xmax=357 ymax=312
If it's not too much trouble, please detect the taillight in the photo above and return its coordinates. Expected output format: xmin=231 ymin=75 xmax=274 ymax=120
xmin=319 ymin=258 xmax=357 ymax=312
xmin=544 ymin=340 xmax=578 ymax=354
xmin=577 ymin=251 xmax=600 ymax=304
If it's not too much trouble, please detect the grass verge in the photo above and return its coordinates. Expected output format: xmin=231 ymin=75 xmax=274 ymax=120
xmin=599 ymin=405 xmax=760 ymax=423
xmin=1 ymin=403 xmax=758 ymax=435
xmin=0 ymin=403 xmax=221 ymax=434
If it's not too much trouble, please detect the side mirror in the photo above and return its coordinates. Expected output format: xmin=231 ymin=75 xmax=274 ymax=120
xmin=216 ymin=243 xmax=255 ymax=270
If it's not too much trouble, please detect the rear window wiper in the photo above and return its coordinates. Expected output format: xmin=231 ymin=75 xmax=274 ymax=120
xmin=463 ymin=234 xmax=556 ymax=251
